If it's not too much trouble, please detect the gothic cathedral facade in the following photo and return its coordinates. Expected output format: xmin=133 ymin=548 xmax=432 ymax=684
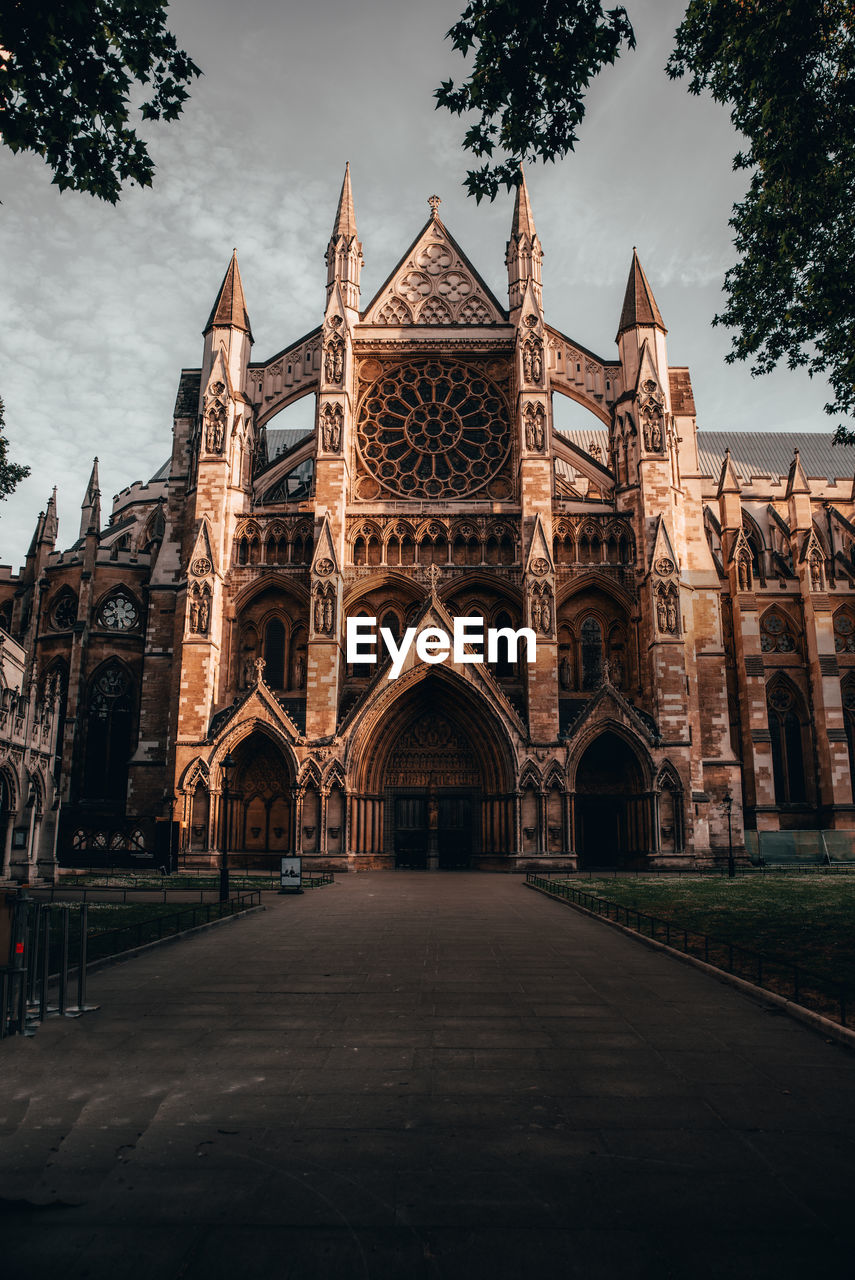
xmin=4 ymin=167 xmax=855 ymax=877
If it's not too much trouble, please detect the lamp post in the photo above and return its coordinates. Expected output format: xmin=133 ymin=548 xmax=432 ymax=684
xmin=220 ymin=752 xmax=235 ymax=903
xmin=722 ymin=792 xmax=734 ymax=879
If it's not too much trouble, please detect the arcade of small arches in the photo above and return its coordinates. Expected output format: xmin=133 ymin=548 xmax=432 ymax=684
xmin=349 ymin=518 xmax=518 ymax=569
xmin=234 ymin=519 xmax=314 ymax=567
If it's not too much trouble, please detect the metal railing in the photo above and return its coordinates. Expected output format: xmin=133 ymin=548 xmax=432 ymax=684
xmin=526 ymin=873 xmax=855 ymax=1028
xmin=1 ymin=889 xmax=261 ymax=1039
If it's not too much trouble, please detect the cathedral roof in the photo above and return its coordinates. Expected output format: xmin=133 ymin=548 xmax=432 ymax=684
xmin=696 ymin=432 xmax=848 ymax=485
xmin=616 ymin=249 xmax=666 ymax=337
xmin=204 ymin=250 xmax=253 ymax=340
xmin=558 ymin=428 xmax=851 ymax=485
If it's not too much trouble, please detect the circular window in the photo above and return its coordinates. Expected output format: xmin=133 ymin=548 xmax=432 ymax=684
xmin=356 ymin=360 xmax=510 ymax=499
xmin=99 ymin=593 xmax=139 ymax=631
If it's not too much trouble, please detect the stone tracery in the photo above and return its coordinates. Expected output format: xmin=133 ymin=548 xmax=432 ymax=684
xmin=356 ymin=360 xmax=510 ymax=499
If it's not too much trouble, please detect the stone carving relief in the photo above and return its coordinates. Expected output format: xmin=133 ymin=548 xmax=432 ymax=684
xmin=522 ymin=338 xmax=543 ymax=384
xmin=320 ymin=402 xmax=343 ymax=452
xmin=313 ymin=586 xmax=336 ymax=637
xmin=376 ymin=297 xmax=412 ymax=326
xmin=639 ymin=378 xmax=665 ymax=453
xmin=809 ymin=550 xmax=825 ymax=592
xmin=203 ymin=380 xmax=228 ymax=454
xmin=189 ymin=583 xmax=211 ymax=636
xmin=366 ymin=228 xmax=502 ymax=325
xmin=323 ymin=316 xmax=344 ymax=385
xmin=655 ymin=585 xmax=679 ymax=635
xmin=529 ymin=583 xmax=553 ymax=636
xmin=524 ymin=402 xmax=545 ymax=452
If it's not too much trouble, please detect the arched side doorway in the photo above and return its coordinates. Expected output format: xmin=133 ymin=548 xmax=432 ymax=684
xmin=221 ymin=732 xmax=295 ymax=866
xmin=350 ymin=674 xmax=515 ymax=869
xmin=573 ymin=731 xmax=653 ymax=868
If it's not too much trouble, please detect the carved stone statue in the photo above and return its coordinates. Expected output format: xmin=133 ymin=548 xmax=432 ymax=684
xmin=657 ymin=597 xmax=667 ymax=632
xmin=810 ymin=555 xmax=824 ymax=591
xmin=665 ymin=596 xmax=677 ymax=634
xmin=198 ymin=597 xmax=209 ymax=635
xmin=559 ymin=656 xmax=572 ymax=689
xmin=294 ymin=653 xmax=306 ymax=689
xmin=314 ymin=594 xmax=324 ymax=633
xmin=531 ymin=599 xmax=542 ymax=632
xmin=540 ymin=599 xmax=551 ymax=634
xmin=737 ymin=556 xmax=751 ymax=592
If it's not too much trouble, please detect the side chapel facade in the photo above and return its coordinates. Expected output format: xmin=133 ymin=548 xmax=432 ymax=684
xmin=3 ymin=167 xmax=855 ymax=877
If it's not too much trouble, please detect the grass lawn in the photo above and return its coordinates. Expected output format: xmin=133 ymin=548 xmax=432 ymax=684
xmin=558 ymin=875 xmax=855 ymax=992
xmin=39 ymin=899 xmax=250 ymax=964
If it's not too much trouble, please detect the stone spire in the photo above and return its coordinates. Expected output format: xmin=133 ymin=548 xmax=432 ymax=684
xmin=717 ymin=448 xmax=742 ymax=497
xmin=79 ymin=457 xmax=101 ymax=539
xmin=204 ymin=249 xmax=253 ymax=341
xmin=325 ymin=162 xmax=363 ymax=311
xmin=506 ymin=166 xmax=542 ymax=312
xmin=43 ymin=486 xmax=58 ymax=545
xmin=616 ymin=248 xmax=666 ymax=339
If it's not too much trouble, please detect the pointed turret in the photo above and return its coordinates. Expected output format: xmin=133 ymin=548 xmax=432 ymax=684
xmin=43 ymin=486 xmax=58 ymax=546
xmin=201 ymin=250 xmax=253 ymax=396
xmin=506 ymin=167 xmax=542 ymax=312
xmin=617 ymin=248 xmax=666 ymax=339
xmin=616 ymin=248 xmax=670 ymax=404
xmin=787 ymin=447 xmax=812 ymax=532
xmin=204 ymin=250 xmax=253 ymax=341
xmin=79 ymin=458 xmax=101 ymax=539
xmin=717 ymin=448 xmax=741 ymax=498
xmin=325 ymin=163 xmax=363 ymax=312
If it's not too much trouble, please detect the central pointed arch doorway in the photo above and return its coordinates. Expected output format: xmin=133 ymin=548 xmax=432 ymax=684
xmin=350 ymin=673 xmax=515 ymax=869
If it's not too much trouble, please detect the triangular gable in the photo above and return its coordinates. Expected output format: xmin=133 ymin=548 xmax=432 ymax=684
xmin=208 ymin=676 xmax=302 ymax=745
xmin=189 ymin=519 xmax=216 ymax=575
xmin=311 ymin=514 xmax=340 ymax=576
xmin=525 ymin=513 xmax=554 ymax=574
xmin=362 ymin=215 xmax=507 ymax=327
xmin=649 ymin=514 xmax=680 ymax=576
xmin=564 ymin=682 xmax=659 ymax=748
xmin=634 ymin=338 xmax=662 ymax=397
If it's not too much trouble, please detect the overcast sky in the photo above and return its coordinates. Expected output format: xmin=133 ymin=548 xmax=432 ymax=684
xmin=0 ymin=0 xmax=840 ymax=569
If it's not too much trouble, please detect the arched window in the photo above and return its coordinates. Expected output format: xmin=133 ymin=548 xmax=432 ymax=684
xmin=760 ymin=610 xmax=797 ymax=654
xmin=264 ymin=619 xmax=286 ymax=688
xmin=580 ymin=617 xmax=603 ymax=690
xmin=491 ymin=610 xmax=516 ymax=679
xmin=83 ymin=663 xmax=135 ymax=804
xmin=834 ymin=608 xmax=855 ymax=653
xmin=767 ymin=679 xmax=808 ymax=804
xmin=350 ymin=610 xmax=374 ymax=679
xmin=379 ymin=610 xmax=400 ymax=664
xmin=843 ymin=676 xmax=855 ymax=791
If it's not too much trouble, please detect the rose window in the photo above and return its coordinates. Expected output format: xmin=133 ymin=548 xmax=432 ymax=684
xmin=356 ymin=360 xmax=510 ymax=498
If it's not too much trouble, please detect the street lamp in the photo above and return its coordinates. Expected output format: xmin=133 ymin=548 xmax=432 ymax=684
xmin=722 ymin=791 xmax=734 ymax=879
xmin=220 ymin=752 xmax=235 ymax=902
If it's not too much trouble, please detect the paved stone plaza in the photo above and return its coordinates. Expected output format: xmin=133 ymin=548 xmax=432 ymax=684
xmin=1 ymin=874 xmax=854 ymax=1278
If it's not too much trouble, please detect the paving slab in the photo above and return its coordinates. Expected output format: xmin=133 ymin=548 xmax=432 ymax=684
xmin=1 ymin=871 xmax=854 ymax=1278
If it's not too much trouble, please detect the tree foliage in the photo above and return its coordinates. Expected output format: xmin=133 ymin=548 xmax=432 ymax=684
xmin=0 ymin=398 xmax=30 ymax=501
xmin=0 ymin=1 xmax=200 ymax=202
xmin=668 ymin=1 xmax=855 ymax=436
xmin=437 ymin=1 xmax=855 ymax=433
xmin=435 ymin=1 xmax=635 ymax=202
